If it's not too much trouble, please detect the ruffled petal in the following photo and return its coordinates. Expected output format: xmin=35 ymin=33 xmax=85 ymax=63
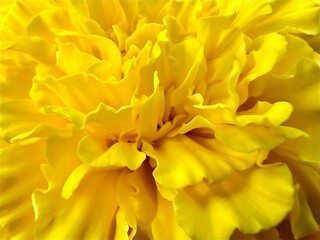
xmin=0 ymin=100 xmax=66 ymax=142
xmin=55 ymin=40 xmax=99 ymax=75
xmin=138 ymin=73 xmax=165 ymax=140
xmin=291 ymin=186 xmax=320 ymax=239
xmin=6 ymin=36 xmax=55 ymax=63
xmin=151 ymin=193 xmax=190 ymax=240
xmin=259 ymin=58 xmax=320 ymax=163
xmin=44 ymin=133 xmax=84 ymax=189
xmin=117 ymin=164 xmax=157 ymax=238
xmin=84 ymin=102 xmax=138 ymax=138
xmin=0 ymin=0 xmax=55 ymax=47
xmin=174 ymin=164 xmax=295 ymax=239
xmin=237 ymin=32 xmax=287 ymax=104
xmin=267 ymin=151 xmax=320 ymax=238
xmin=26 ymin=7 xmax=104 ymax=41
xmin=32 ymin=169 xmax=124 ymax=239
xmin=0 ymin=139 xmax=46 ymax=239
xmin=31 ymin=74 xmax=115 ymax=112
xmin=248 ymin=0 xmax=320 ymax=37
xmin=82 ymin=0 xmax=125 ymax=31
xmin=0 ymin=51 xmax=35 ymax=101
xmin=143 ymin=135 xmax=261 ymax=189
xmin=78 ymin=135 xmax=146 ymax=170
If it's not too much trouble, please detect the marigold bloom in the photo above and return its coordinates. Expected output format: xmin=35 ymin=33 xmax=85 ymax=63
xmin=0 ymin=0 xmax=319 ymax=239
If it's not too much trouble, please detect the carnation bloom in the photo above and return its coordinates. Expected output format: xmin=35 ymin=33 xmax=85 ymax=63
xmin=1 ymin=0 xmax=319 ymax=239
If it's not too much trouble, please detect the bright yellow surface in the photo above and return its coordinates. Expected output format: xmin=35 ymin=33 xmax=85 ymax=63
xmin=1 ymin=0 xmax=319 ymax=239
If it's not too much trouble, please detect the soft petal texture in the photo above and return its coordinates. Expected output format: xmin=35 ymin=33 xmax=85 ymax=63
xmin=137 ymin=74 xmax=165 ymax=140
xmin=266 ymin=151 xmax=320 ymax=238
xmin=143 ymin=135 xmax=262 ymax=189
xmin=78 ymin=135 xmax=146 ymax=170
xmin=32 ymin=170 xmax=124 ymax=239
xmin=258 ymin=58 xmax=320 ymax=163
xmin=0 ymin=100 xmax=67 ymax=142
xmin=31 ymin=74 xmax=116 ymax=113
xmin=117 ymin=164 xmax=157 ymax=239
xmin=1 ymin=0 xmax=319 ymax=239
xmin=247 ymin=0 xmax=320 ymax=37
xmin=174 ymin=164 xmax=295 ymax=239
xmin=0 ymin=139 xmax=46 ymax=239
xmin=0 ymin=51 xmax=35 ymax=101
xmin=84 ymin=102 xmax=138 ymax=138
xmin=151 ymin=193 xmax=190 ymax=240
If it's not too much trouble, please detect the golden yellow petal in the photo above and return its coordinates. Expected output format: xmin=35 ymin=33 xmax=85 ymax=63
xmin=259 ymin=58 xmax=320 ymax=163
xmin=0 ymin=51 xmax=35 ymax=101
xmin=117 ymin=164 xmax=157 ymax=238
xmin=174 ymin=165 xmax=295 ymax=239
xmin=151 ymin=193 xmax=190 ymax=240
xmin=0 ymin=139 xmax=46 ymax=239
xmin=32 ymin=170 xmax=124 ymax=239
xmin=143 ymin=135 xmax=260 ymax=189
xmin=78 ymin=135 xmax=145 ymax=170
xmin=248 ymin=0 xmax=320 ymax=37
xmin=0 ymin=100 xmax=65 ymax=142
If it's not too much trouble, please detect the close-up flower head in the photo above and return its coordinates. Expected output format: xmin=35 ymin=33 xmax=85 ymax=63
xmin=0 ymin=0 xmax=319 ymax=239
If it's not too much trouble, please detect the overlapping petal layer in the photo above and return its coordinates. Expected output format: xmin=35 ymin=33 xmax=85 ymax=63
xmin=1 ymin=0 xmax=319 ymax=239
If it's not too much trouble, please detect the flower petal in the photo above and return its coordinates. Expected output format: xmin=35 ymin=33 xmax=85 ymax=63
xmin=174 ymin=164 xmax=295 ymax=239
xmin=61 ymin=164 xmax=91 ymax=199
xmin=236 ymin=101 xmax=293 ymax=126
xmin=83 ymin=0 xmax=124 ymax=31
xmin=259 ymin=58 xmax=320 ymax=163
xmin=0 ymin=100 xmax=65 ymax=142
xmin=237 ymin=33 xmax=287 ymax=104
xmin=151 ymin=193 xmax=190 ymax=240
xmin=31 ymin=74 xmax=115 ymax=112
xmin=32 ymin=170 xmax=125 ymax=239
xmin=143 ymin=135 xmax=261 ymax=189
xmin=248 ymin=0 xmax=320 ymax=36
xmin=7 ymin=36 xmax=55 ymax=63
xmin=85 ymin=102 xmax=138 ymax=138
xmin=291 ymin=186 xmax=320 ymax=239
xmin=78 ymin=135 xmax=146 ymax=170
xmin=117 ymin=164 xmax=157 ymax=238
xmin=215 ymin=124 xmax=286 ymax=152
xmin=56 ymin=40 xmax=99 ymax=75
xmin=44 ymin=133 xmax=83 ymax=189
xmin=0 ymin=51 xmax=35 ymax=101
xmin=0 ymin=139 xmax=46 ymax=239
xmin=138 ymin=73 xmax=165 ymax=140
xmin=26 ymin=7 xmax=104 ymax=41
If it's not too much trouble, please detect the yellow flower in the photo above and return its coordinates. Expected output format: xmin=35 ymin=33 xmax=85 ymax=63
xmin=1 ymin=0 xmax=319 ymax=239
